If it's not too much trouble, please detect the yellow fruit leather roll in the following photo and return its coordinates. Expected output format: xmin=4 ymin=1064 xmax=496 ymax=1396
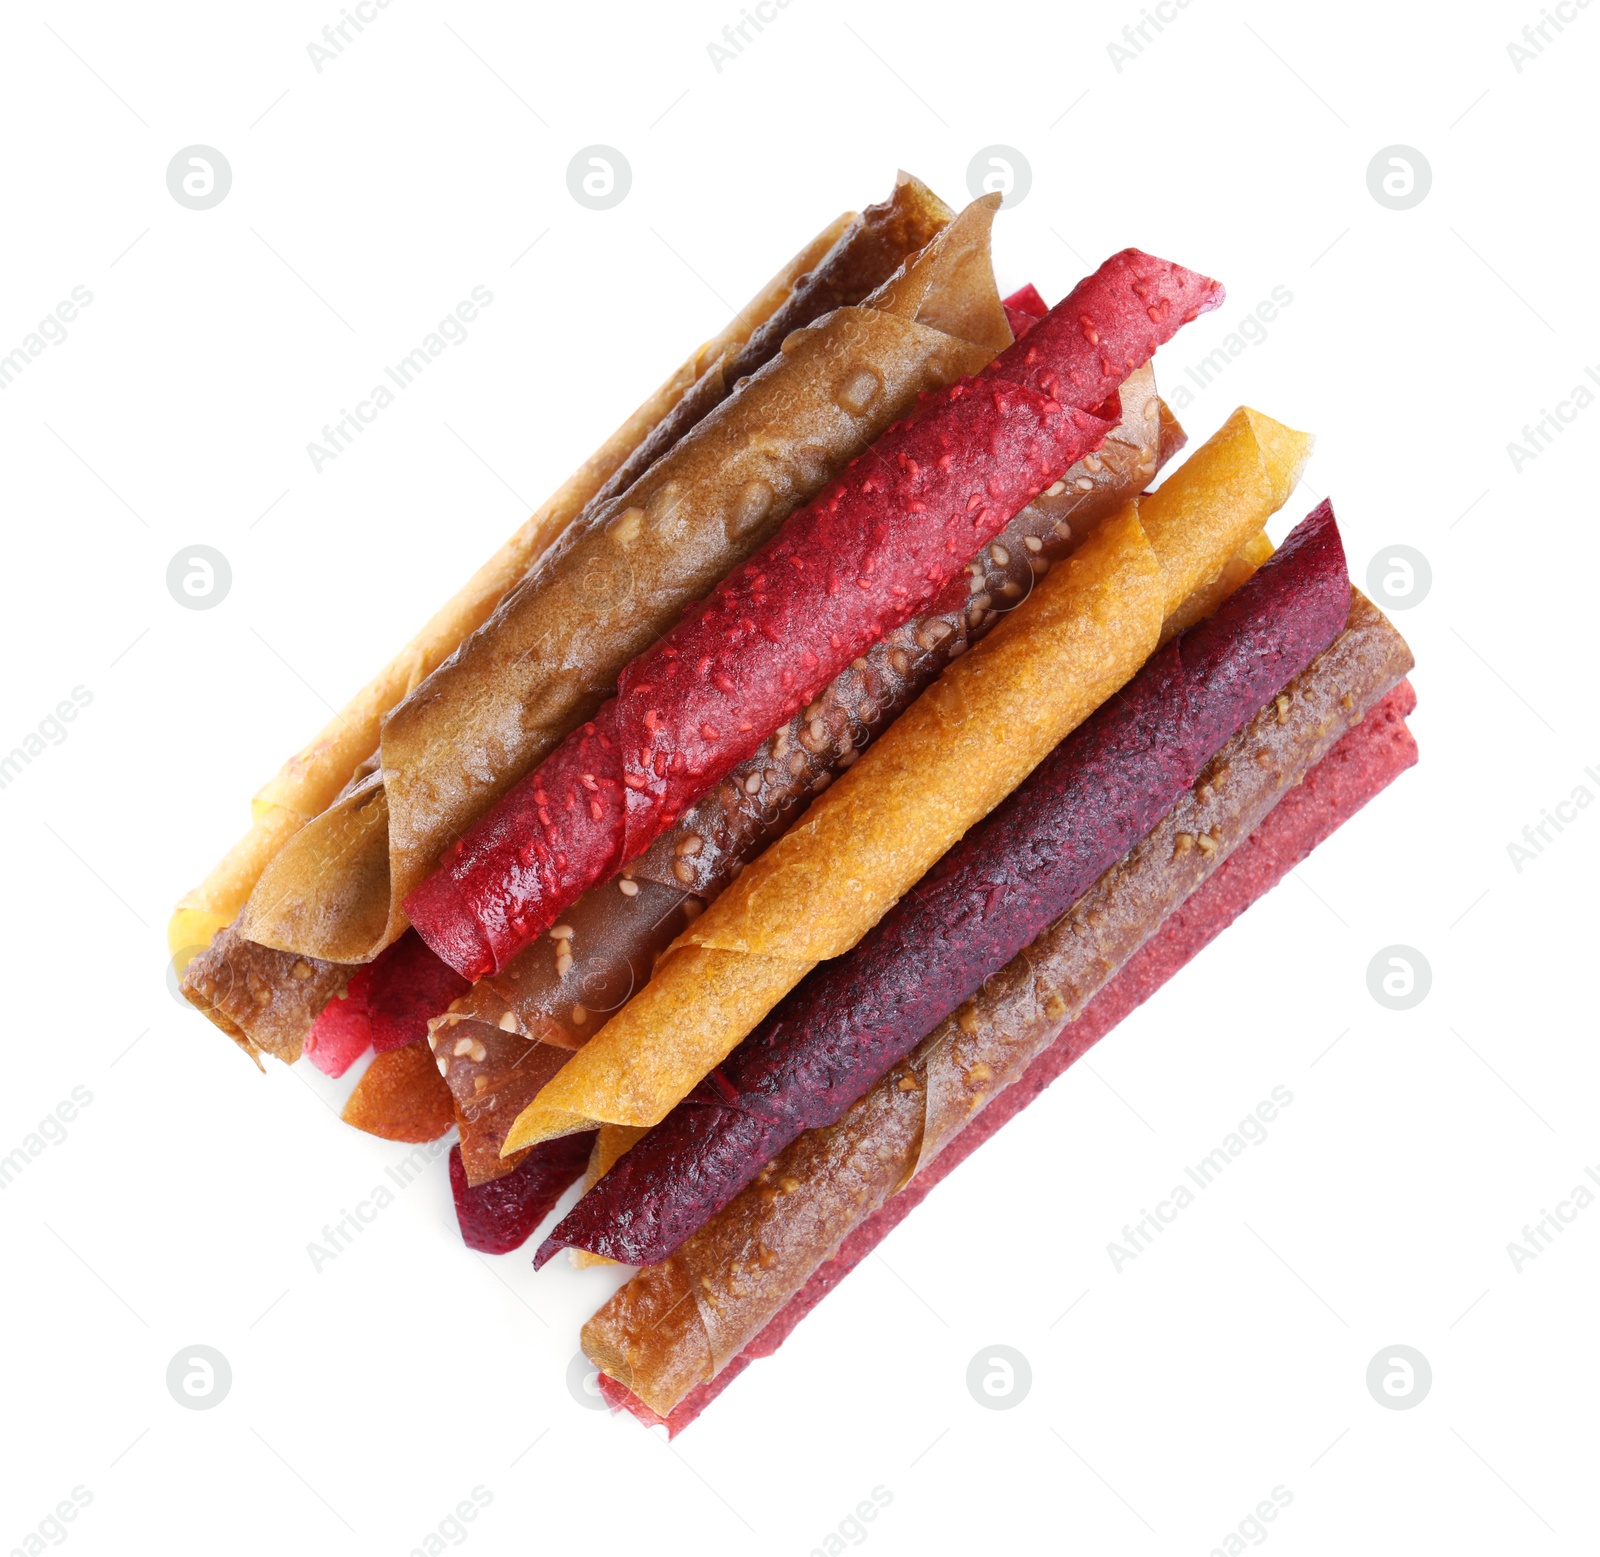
xmin=236 ymin=196 xmax=1010 ymax=968
xmin=504 ymin=407 xmax=1311 ymax=1148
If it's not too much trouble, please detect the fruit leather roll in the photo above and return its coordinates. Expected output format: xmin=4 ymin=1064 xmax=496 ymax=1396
xmin=539 ymin=502 xmax=1350 ymax=1266
xmin=582 ymin=589 xmax=1415 ymax=1416
xmin=404 ymin=248 xmax=1224 ymax=980
xmin=603 ymin=678 xmax=1421 ymax=1434
xmin=449 ymin=1136 xmax=596 ymax=1255
xmin=582 ymin=173 xmax=953 ymax=522
xmin=235 ymin=197 xmax=1014 ymax=972
xmin=502 ymin=404 xmax=1312 ymax=1150
xmin=432 ymin=370 xmax=1180 ymax=1183
xmin=170 ymin=193 xmax=871 ymax=965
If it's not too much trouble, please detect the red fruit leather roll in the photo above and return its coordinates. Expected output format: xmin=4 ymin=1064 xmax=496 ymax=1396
xmin=990 ymin=248 xmax=1220 ymax=404
xmin=302 ymin=963 xmax=372 ymax=1078
xmin=1002 ymin=282 xmax=1048 ymax=340
xmin=599 ymin=676 xmax=1420 ymax=1434
xmin=449 ymin=1137 xmax=594 ymax=1254
xmin=304 ymin=929 xmax=469 ymax=1061
xmin=405 ymin=250 xmax=1223 ymax=980
xmin=539 ymin=502 xmax=1349 ymax=1267
xmin=1003 ymin=282 xmax=1049 ymax=319
xmin=408 ymin=385 xmax=1109 ymax=978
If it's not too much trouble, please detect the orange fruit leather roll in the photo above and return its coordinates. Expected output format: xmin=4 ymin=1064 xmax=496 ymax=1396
xmin=503 ymin=406 xmax=1312 ymax=1150
xmin=232 ymin=196 xmax=1009 ymax=976
xmin=583 ymin=591 xmax=1414 ymax=1418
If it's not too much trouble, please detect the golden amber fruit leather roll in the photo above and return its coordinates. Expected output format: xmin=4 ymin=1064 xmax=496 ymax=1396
xmin=503 ymin=406 xmax=1312 ymax=1149
xmin=236 ymin=196 xmax=1011 ymax=969
xmin=583 ymin=591 xmax=1411 ymax=1417
xmin=169 ymin=197 xmax=866 ymax=967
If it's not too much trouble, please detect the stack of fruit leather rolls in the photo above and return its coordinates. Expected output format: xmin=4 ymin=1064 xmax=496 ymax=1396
xmin=402 ymin=251 xmax=1225 ymax=981
xmin=497 ymin=400 xmax=1310 ymax=1151
xmin=430 ymin=359 xmax=1194 ymax=1188
xmin=599 ymin=676 xmax=1420 ymax=1432
xmin=425 ymin=355 xmax=1203 ymax=1177
xmin=583 ymin=521 xmax=1416 ymax=1417
xmin=538 ymin=500 xmax=1351 ymax=1266
xmin=178 ymin=177 xmax=996 ymax=1065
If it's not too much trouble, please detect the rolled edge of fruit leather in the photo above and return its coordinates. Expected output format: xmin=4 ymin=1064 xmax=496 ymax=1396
xmin=234 ymin=196 xmax=1012 ymax=968
xmin=502 ymin=404 xmax=1309 ymax=1150
xmin=581 ymin=588 xmax=1413 ymax=1416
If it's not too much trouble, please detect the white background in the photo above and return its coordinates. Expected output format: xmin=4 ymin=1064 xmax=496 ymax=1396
xmin=2 ymin=1 xmax=1596 ymax=1552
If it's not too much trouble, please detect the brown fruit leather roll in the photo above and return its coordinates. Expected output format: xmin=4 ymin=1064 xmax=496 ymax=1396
xmin=181 ymin=924 xmax=353 ymax=1066
xmin=581 ymin=591 xmax=1414 ymax=1416
xmin=237 ymin=196 xmax=1012 ymax=968
xmin=588 ymin=173 xmax=954 ymax=518
xmin=431 ymin=369 xmax=1178 ymax=1183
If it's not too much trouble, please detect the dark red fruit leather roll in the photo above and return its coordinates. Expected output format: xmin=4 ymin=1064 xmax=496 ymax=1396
xmin=539 ymin=502 xmax=1349 ymax=1268
xmin=405 ymin=249 xmax=1223 ymax=982
xmin=305 ymin=929 xmax=470 ymax=1057
xmin=449 ymin=1135 xmax=595 ymax=1255
xmin=599 ymin=677 xmax=1420 ymax=1434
